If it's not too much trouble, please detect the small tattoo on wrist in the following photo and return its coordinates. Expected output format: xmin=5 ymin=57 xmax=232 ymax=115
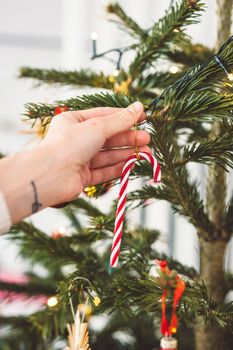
xmin=31 ymin=181 xmax=42 ymax=213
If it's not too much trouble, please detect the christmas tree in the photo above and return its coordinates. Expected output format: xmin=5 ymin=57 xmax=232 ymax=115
xmin=1 ymin=0 xmax=233 ymax=349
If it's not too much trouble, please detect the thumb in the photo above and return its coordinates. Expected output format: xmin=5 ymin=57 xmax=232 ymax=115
xmin=100 ymin=101 xmax=145 ymax=138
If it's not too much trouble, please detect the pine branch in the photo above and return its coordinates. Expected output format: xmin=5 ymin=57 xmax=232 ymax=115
xmin=151 ymin=252 xmax=198 ymax=278
xmin=99 ymin=274 xmax=233 ymax=329
xmin=3 ymin=274 xmax=233 ymax=343
xmin=91 ymin=312 xmax=160 ymax=350
xmin=120 ymin=228 xmax=161 ymax=274
xmin=0 ymin=316 xmax=50 ymax=350
xmin=106 ymin=2 xmax=147 ymax=39
xmin=24 ymin=37 xmax=233 ymax=125
xmin=122 ymin=230 xmax=197 ymax=278
xmin=179 ymin=132 xmax=233 ymax=170
xmin=159 ymin=35 xmax=233 ymax=105
xmin=70 ymin=198 xmax=104 ymax=218
xmin=180 ymin=122 xmax=209 ymax=142
xmin=129 ymin=0 xmax=204 ymax=77
xmin=29 ymin=307 xmax=67 ymax=340
xmin=24 ymin=92 xmax=136 ymax=122
xmin=167 ymin=41 xmax=214 ymax=66
xmin=167 ymin=91 xmax=233 ymax=122
xmin=63 ymin=207 xmax=83 ymax=231
xmin=137 ymin=70 xmax=184 ymax=90
xmin=0 ymin=279 xmax=56 ymax=297
xmin=20 ymin=67 xmax=113 ymax=89
xmin=9 ymin=222 xmax=95 ymax=266
xmin=180 ymin=281 xmax=233 ymax=329
xmin=9 ymin=210 xmax=115 ymax=272
xmin=129 ymin=120 xmax=216 ymax=239
xmin=128 ymin=179 xmax=214 ymax=240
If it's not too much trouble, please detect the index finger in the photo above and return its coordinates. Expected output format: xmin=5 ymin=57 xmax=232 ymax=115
xmin=63 ymin=105 xmax=146 ymax=123
xmin=66 ymin=107 xmax=124 ymax=121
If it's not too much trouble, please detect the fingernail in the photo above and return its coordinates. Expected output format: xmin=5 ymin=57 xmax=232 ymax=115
xmin=127 ymin=101 xmax=143 ymax=114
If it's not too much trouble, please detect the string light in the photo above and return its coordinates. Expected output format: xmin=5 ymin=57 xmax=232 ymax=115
xmin=173 ymin=27 xmax=180 ymax=33
xmin=112 ymin=69 xmax=120 ymax=77
xmin=90 ymin=35 xmax=128 ymax=73
xmin=91 ymin=32 xmax=98 ymax=40
xmin=47 ymin=296 xmax=58 ymax=307
xmin=58 ymin=226 xmax=66 ymax=234
xmin=148 ymin=36 xmax=233 ymax=113
xmin=91 ymin=32 xmax=98 ymax=56
xmin=169 ymin=66 xmax=179 ymax=74
xmin=51 ymin=226 xmax=66 ymax=239
xmin=214 ymin=55 xmax=233 ymax=82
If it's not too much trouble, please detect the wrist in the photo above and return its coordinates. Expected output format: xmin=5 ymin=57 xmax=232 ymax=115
xmin=0 ymin=142 xmax=75 ymax=224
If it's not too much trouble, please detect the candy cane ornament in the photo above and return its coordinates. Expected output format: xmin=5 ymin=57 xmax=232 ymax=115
xmin=110 ymin=151 xmax=161 ymax=268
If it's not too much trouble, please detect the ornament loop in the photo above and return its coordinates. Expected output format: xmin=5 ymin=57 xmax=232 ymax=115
xmin=134 ymin=124 xmax=140 ymax=160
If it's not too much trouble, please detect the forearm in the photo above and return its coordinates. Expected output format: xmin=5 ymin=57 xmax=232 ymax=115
xmin=0 ymin=143 xmax=70 ymax=224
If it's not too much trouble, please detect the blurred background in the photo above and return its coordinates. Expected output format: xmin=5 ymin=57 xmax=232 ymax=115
xmin=0 ymin=0 xmax=232 ymax=315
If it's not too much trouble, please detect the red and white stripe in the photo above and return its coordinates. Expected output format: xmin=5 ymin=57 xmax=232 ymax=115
xmin=110 ymin=151 xmax=161 ymax=268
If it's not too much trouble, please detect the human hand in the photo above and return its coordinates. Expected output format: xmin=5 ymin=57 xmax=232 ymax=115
xmin=42 ymin=101 xmax=151 ymax=205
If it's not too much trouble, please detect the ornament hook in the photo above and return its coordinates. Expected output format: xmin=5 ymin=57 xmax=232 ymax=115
xmin=134 ymin=124 xmax=140 ymax=160
xmin=68 ymin=276 xmax=91 ymax=322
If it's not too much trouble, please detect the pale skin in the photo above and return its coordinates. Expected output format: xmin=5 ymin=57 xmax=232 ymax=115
xmin=0 ymin=101 xmax=151 ymax=225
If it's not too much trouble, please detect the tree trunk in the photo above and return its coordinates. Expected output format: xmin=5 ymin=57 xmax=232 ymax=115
xmin=194 ymin=240 xmax=233 ymax=350
xmin=195 ymin=0 xmax=233 ymax=349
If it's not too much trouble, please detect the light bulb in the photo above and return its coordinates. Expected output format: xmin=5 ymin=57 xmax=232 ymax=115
xmin=47 ymin=296 xmax=58 ymax=307
xmin=58 ymin=226 xmax=66 ymax=234
xmin=91 ymin=32 xmax=98 ymax=40
xmin=173 ymin=28 xmax=180 ymax=33
xmin=113 ymin=69 xmax=120 ymax=77
xmin=169 ymin=66 xmax=179 ymax=74
xmin=228 ymin=73 xmax=233 ymax=81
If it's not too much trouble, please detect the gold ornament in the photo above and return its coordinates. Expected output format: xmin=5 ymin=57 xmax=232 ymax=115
xmin=83 ymin=186 xmax=97 ymax=198
xmin=66 ymin=310 xmax=91 ymax=350
xmin=78 ymin=303 xmax=92 ymax=319
xmin=93 ymin=296 xmax=101 ymax=307
xmin=108 ymin=75 xmax=116 ymax=84
xmin=114 ymin=76 xmax=132 ymax=94
xmin=21 ymin=117 xmax=50 ymax=140
xmin=34 ymin=119 xmax=49 ymax=139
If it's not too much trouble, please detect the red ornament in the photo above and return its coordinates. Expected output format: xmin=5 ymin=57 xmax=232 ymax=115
xmin=51 ymin=231 xmax=64 ymax=240
xmin=54 ymin=106 xmax=69 ymax=116
xmin=158 ymin=260 xmax=168 ymax=271
xmin=161 ymin=290 xmax=169 ymax=335
xmin=157 ymin=260 xmax=186 ymax=337
xmin=51 ymin=227 xmax=66 ymax=239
